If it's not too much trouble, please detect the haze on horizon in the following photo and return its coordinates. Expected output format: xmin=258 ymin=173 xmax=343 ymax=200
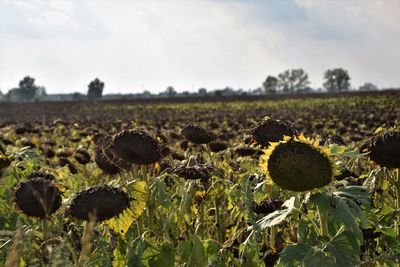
xmin=0 ymin=0 xmax=399 ymax=95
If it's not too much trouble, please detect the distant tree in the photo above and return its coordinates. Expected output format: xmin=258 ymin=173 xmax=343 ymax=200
xmin=87 ymin=78 xmax=104 ymax=101
xmin=359 ymin=82 xmax=378 ymax=91
xmin=198 ymin=88 xmax=207 ymax=96
xmin=278 ymin=69 xmax=310 ymax=93
xmin=323 ymin=68 xmax=351 ymax=92
xmin=262 ymin=76 xmax=278 ymax=94
xmin=5 ymin=76 xmax=46 ymax=101
xmin=165 ymin=86 xmax=177 ymax=97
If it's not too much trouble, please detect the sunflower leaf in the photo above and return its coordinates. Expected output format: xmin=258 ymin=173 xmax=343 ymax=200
xmin=255 ymin=196 xmax=295 ymax=229
xmin=107 ymin=180 xmax=148 ymax=238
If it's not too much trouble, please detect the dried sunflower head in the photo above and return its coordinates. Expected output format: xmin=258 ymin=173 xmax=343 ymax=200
xmin=260 ymin=136 xmax=337 ymax=192
xmin=74 ymin=149 xmax=91 ymax=165
xmin=14 ymin=178 xmax=62 ymax=218
xmin=0 ymin=155 xmax=11 ymax=170
xmin=367 ymin=130 xmax=400 ymax=169
xmin=93 ymin=147 xmax=121 ymax=174
xmin=181 ymin=125 xmax=215 ymax=144
xmin=251 ymin=117 xmax=297 ymax=147
xmin=209 ymin=140 xmax=228 ymax=152
xmin=66 ymin=185 xmax=130 ymax=221
xmin=111 ymin=129 xmax=161 ymax=165
xmin=251 ymin=200 xmax=283 ymax=215
xmin=173 ymin=157 xmax=214 ymax=180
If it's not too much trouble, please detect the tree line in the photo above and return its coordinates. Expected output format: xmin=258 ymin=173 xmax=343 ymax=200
xmin=0 ymin=68 xmax=381 ymax=102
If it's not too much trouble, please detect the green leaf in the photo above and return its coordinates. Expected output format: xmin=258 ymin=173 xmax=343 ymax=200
xmin=149 ymin=243 xmax=175 ymax=267
xmin=188 ymin=234 xmax=207 ymax=267
xmin=310 ymin=191 xmax=365 ymax=239
xmin=278 ymin=243 xmax=314 ymax=267
xmin=323 ymin=230 xmax=361 ymax=266
xmin=256 ymin=197 xmax=295 ymax=229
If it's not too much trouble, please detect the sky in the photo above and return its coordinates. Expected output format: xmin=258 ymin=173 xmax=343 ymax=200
xmin=0 ymin=0 xmax=399 ymax=94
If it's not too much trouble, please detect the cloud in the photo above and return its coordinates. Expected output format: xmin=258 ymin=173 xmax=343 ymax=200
xmin=0 ymin=0 xmax=109 ymax=40
xmin=0 ymin=0 xmax=399 ymax=94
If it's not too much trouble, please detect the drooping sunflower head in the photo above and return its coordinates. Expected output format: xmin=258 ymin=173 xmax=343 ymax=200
xmin=66 ymin=182 xmax=148 ymax=237
xmin=251 ymin=117 xmax=297 ymax=147
xmin=66 ymin=185 xmax=130 ymax=221
xmin=93 ymin=146 xmax=121 ymax=174
xmin=173 ymin=161 xmax=214 ymax=181
xmin=367 ymin=130 xmax=400 ymax=169
xmin=14 ymin=178 xmax=62 ymax=218
xmin=111 ymin=129 xmax=161 ymax=165
xmin=181 ymin=124 xmax=215 ymax=144
xmin=0 ymin=155 xmax=12 ymax=170
xmin=260 ymin=136 xmax=337 ymax=192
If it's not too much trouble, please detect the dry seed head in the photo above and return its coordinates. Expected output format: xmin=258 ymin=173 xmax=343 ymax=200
xmin=181 ymin=125 xmax=215 ymax=144
xmin=368 ymin=130 xmax=400 ymax=169
xmin=66 ymin=185 xmax=130 ymax=221
xmin=251 ymin=117 xmax=297 ymax=147
xmin=93 ymin=147 xmax=121 ymax=174
xmin=14 ymin=178 xmax=62 ymax=218
xmin=0 ymin=155 xmax=11 ymax=170
xmin=111 ymin=129 xmax=161 ymax=165
xmin=173 ymin=162 xmax=214 ymax=180
xmin=261 ymin=136 xmax=334 ymax=192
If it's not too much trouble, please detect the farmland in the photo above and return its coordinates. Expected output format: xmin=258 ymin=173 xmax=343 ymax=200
xmin=0 ymin=91 xmax=399 ymax=266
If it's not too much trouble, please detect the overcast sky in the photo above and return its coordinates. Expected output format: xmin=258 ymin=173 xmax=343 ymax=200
xmin=0 ymin=0 xmax=399 ymax=94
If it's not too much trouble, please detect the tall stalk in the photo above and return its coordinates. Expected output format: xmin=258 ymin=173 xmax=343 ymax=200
xmin=141 ymin=165 xmax=154 ymax=230
xmin=78 ymin=217 xmax=95 ymax=264
xmin=318 ymin=206 xmax=329 ymax=238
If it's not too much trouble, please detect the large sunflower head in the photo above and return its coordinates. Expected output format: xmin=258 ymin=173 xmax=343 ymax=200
xmin=14 ymin=178 xmax=62 ymax=218
xmin=66 ymin=182 xmax=148 ymax=237
xmin=111 ymin=129 xmax=161 ymax=165
xmin=66 ymin=185 xmax=130 ymax=221
xmin=367 ymin=130 xmax=400 ymax=169
xmin=260 ymin=136 xmax=337 ymax=192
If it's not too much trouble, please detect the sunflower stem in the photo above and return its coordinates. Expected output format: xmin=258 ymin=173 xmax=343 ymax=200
xmin=198 ymin=200 xmax=205 ymax=239
xmin=205 ymin=144 xmax=213 ymax=162
xmin=142 ymin=165 xmax=154 ymax=230
xmin=269 ymin=226 xmax=276 ymax=250
xmin=318 ymin=207 xmax=329 ymax=238
xmin=395 ymin=168 xmax=400 ymax=235
xmin=214 ymin=197 xmax=223 ymax=243
xmin=42 ymin=218 xmax=49 ymax=241
xmin=78 ymin=218 xmax=95 ymax=264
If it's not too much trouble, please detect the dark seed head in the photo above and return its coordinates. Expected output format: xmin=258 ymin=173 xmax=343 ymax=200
xmin=267 ymin=140 xmax=333 ymax=192
xmin=251 ymin=200 xmax=283 ymax=215
xmin=74 ymin=149 xmax=91 ymax=165
xmin=173 ymin=162 xmax=214 ymax=180
xmin=66 ymin=185 xmax=130 ymax=221
xmin=251 ymin=117 xmax=297 ymax=147
xmin=14 ymin=178 xmax=62 ymax=218
xmin=235 ymin=145 xmax=261 ymax=157
xmin=368 ymin=131 xmax=400 ymax=169
xmin=181 ymin=125 xmax=215 ymax=144
xmin=93 ymin=147 xmax=121 ymax=174
xmin=0 ymin=155 xmax=11 ymax=170
xmin=111 ymin=129 xmax=161 ymax=165
xmin=209 ymin=140 xmax=228 ymax=152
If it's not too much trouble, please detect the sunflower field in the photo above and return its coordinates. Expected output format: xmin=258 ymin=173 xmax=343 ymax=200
xmin=0 ymin=91 xmax=399 ymax=266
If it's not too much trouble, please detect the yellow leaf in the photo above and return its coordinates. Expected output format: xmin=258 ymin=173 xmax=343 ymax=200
xmin=106 ymin=181 xmax=148 ymax=238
